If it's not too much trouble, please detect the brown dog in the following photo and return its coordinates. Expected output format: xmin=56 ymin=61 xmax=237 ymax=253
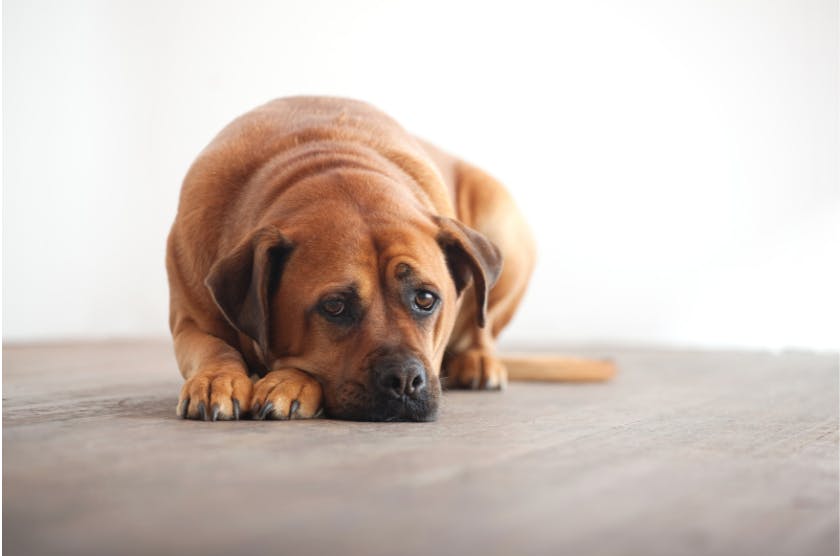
xmin=167 ymin=96 xmax=611 ymax=422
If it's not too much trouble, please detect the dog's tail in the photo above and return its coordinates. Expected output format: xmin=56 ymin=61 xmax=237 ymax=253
xmin=501 ymin=354 xmax=617 ymax=382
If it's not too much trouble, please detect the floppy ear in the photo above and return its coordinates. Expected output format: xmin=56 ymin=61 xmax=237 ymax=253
xmin=436 ymin=217 xmax=503 ymax=328
xmin=205 ymin=226 xmax=292 ymax=359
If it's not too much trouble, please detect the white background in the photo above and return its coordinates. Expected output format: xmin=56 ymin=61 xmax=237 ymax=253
xmin=3 ymin=0 xmax=838 ymax=350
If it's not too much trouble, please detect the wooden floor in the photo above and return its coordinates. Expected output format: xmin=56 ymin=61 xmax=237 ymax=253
xmin=3 ymin=341 xmax=838 ymax=556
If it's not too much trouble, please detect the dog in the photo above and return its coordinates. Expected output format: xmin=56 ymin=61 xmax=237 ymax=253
xmin=167 ymin=96 xmax=613 ymax=422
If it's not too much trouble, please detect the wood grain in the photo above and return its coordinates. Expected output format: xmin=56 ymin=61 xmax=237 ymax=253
xmin=2 ymin=341 xmax=837 ymax=556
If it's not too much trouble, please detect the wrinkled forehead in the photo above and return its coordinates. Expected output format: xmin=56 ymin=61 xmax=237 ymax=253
xmin=375 ymin=226 xmax=450 ymax=279
xmin=284 ymin=219 xmax=449 ymax=297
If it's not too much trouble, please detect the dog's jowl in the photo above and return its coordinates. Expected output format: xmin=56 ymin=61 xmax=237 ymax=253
xmin=166 ymin=97 xmax=535 ymax=421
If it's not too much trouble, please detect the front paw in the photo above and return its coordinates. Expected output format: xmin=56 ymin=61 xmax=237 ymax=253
xmin=251 ymin=368 xmax=324 ymax=420
xmin=445 ymin=348 xmax=507 ymax=390
xmin=177 ymin=366 xmax=253 ymax=421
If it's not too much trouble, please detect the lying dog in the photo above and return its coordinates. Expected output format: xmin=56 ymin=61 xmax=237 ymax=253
xmin=167 ymin=97 xmax=613 ymax=422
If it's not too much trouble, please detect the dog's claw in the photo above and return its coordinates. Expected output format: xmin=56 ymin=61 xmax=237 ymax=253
xmin=178 ymin=368 xmax=254 ymax=423
xmin=251 ymin=369 xmax=324 ymax=420
xmin=258 ymin=402 xmax=274 ymax=420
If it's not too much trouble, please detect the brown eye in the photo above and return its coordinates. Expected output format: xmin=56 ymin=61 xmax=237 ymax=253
xmin=413 ymin=290 xmax=438 ymax=312
xmin=321 ymin=298 xmax=345 ymax=316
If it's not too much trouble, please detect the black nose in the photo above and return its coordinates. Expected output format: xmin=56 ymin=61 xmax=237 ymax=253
xmin=373 ymin=355 xmax=428 ymax=400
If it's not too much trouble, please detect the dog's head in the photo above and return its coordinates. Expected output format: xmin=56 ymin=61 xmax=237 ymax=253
xmin=204 ymin=172 xmax=502 ymax=421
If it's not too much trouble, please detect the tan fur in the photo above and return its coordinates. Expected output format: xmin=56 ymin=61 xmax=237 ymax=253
xmin=167 ymin=96 xmax=612 ymax=422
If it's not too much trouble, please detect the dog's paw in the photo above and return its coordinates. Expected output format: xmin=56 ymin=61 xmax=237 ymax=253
xmin=251 ymin=368 xmax=324 ymax=420
xmin=445 ymin=348 xmax=508 ymax=390
xmin=177 ymin=367 xmax=253 ymax=421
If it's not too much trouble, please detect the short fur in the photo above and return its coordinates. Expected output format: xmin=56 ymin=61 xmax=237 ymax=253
xmin=167 ymin=97 xmax=550 ymax=422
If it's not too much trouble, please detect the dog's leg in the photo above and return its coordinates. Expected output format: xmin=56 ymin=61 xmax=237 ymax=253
xmin=422 ymin=143 xmax=536 ymax=390
xmin=173 ymin=322 xmax=254 ymax=420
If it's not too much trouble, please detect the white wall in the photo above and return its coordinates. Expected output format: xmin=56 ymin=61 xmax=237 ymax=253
xmin=3 ymin=0 xmax=838 ymax=350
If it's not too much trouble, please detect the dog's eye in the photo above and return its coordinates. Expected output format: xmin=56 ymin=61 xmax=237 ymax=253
xmin=413 ymin=290 xmax=438 ymax=312
xmin=321 ymin=298 xmax=345 ymax=317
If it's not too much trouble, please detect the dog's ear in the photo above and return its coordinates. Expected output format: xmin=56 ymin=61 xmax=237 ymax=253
xmin=436 ymin=217 xmax=503 ymax=328
xmin=205 ymin=226 xmax=292 ymax=359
